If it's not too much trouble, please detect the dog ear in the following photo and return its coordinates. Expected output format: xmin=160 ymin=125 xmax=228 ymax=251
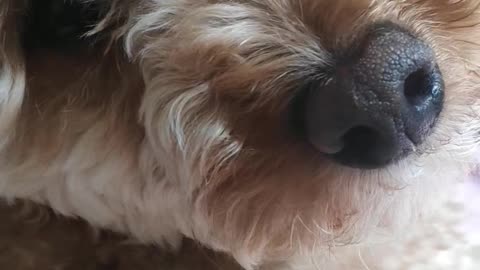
xmin=0 ymin=0 xmax=26 ymax=145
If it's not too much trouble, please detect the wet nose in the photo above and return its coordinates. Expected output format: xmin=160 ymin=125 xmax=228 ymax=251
xmin=303 ymin=23 xmax=444 ymax=169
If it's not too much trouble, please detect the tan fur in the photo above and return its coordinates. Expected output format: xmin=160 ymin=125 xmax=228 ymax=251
xmin=0 ymin=1 xmax=479 ymax=269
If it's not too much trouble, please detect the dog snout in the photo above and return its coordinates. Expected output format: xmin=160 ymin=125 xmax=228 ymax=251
xmin=302 ymin=23 xmax=445 ymax=169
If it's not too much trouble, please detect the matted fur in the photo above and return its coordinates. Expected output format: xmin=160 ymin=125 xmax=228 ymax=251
xmin=0 ymin=1 xmax=479 ymax=269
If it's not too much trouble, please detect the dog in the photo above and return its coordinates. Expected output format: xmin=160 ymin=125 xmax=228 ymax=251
xmin=0 ymin=0 xmax=479 ymax=269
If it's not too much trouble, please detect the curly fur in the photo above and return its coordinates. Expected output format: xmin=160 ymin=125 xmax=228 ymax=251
xmin=0 ymin=1 xmax=479 ymax=269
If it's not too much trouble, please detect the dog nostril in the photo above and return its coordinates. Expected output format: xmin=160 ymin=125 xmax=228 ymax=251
xmin=339 ymin=126 xmax=383 ymax=161
xmin=343 ymin=126 xmax=378 ymax=149
xmin=404 ymin=68 xmax=433 ymax=106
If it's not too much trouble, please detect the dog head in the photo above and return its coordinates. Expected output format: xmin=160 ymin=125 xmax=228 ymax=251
xmin=117 ymin=0 xmax=480 ymax=267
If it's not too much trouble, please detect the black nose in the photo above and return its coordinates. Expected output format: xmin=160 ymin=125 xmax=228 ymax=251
xmin=302 ymin=23 xmax=444 ymax=169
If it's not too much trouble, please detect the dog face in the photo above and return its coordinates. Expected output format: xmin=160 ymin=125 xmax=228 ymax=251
xmin=5 ymin=0 xmax=479 ymax=269
xmin=123 ymin=0 xmax=480 ymax=266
